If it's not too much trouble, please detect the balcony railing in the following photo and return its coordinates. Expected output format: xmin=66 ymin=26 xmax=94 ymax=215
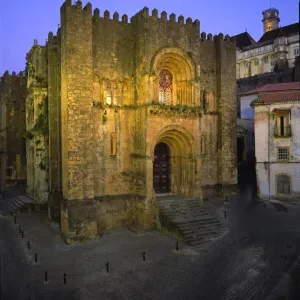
xmin=274 ymin=125 xmax=292 ymax=138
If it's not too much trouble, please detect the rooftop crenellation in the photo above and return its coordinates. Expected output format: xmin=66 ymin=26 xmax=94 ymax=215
xmin=63 ymin=1 xmax=199 ymax=26
xmin=60 ymin=0 xmax=234 ymax=43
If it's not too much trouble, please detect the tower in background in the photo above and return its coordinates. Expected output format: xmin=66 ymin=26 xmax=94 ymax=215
xmin=262 ymin=8 xmax=280 ymax=33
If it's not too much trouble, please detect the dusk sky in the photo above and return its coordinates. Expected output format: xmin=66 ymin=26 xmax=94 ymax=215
xmin=0 ymin=0 xmax=298 ymax=74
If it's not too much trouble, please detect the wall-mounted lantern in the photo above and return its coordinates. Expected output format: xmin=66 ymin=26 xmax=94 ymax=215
xmin=264 ymin=161 xmax=268 ymax=170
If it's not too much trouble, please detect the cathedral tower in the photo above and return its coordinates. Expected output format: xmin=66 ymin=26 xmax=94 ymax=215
xmin=262 ymin=8 xmax=280 ymax=33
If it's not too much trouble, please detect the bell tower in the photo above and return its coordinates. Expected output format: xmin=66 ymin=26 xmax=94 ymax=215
xmin=262 ymin=8 xmax=280 ymax=33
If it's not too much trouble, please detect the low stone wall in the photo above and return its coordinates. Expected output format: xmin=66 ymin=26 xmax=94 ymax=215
xmin=60 ymin=194 xmax=157 ymax=243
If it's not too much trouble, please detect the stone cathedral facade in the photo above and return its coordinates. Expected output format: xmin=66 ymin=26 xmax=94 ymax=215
xmin=25 ymin=0 xmax=237 ymax=242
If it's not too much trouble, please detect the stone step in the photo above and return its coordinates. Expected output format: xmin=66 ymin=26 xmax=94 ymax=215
xmin=13 ymin=197 xmax=24 ymax=207
xmin=157 ymin=199 xmax=201 ymax=206
xmin=9 ymin=199 xmax=21 ymax=211
xmin=181 ymin=223 xmax=224 ymax=236
xmin=179 ymin=219 xmax=222 ymax=230
xmin=157 ymin=196 xmax=226 ymax=246
xmin=187 ymin=229 xmax=229 ymax=245
xmin=173 ymin=215 xmax=218 ymax=223
xmin=164 ymin=211 xmax=210 ymax=218
xmin=159 ymin=205 xmax=208 ymax=211
xmin=160 ymin=206 xmax=209 ymax=212
xmin=16 ymin=195 xmax=33 ymax=204
xmin=185 ymin=228 xmax=223 ymax=241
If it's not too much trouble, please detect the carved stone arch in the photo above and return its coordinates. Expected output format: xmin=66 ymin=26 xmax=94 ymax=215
xmin=151 ymin=47 xmax=196 ymax=79
xmin=150 ymin=125 xmax=195 ymax=157
xmin=150 ymin=47 xmax=196 ymax=105
xmin=149 ymin=125 xmax=196 ymax=197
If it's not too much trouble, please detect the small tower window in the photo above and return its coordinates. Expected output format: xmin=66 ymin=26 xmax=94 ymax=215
xmin=159 ymin=69 xmax=173 ymax=105
xmin=208 ymin=89 xmax=216 ymax=112
xmin=110 ymin=133 xmax=116 ymax=156
xmin=268 ymin=25 xmax=271 ymax=31
xmin=106 ymin=81 xmax=112 ymax=105
xmin=201 ymin=90 xmax=207 ymax=112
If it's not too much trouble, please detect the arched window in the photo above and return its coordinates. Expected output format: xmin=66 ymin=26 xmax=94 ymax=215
xmin=112 ymin=82 xmax=118 ymax=105
xmin=110 ymin=133 xmax=116 ymax=156
xmin=106 ymin=81 xmax=112 ymax=105
xmin=159 ymin=69 xmax=173 ymax=105
xmin=208 ymin=90 xmax=215 ymax=112
xmin=201 ymin=90 xmax=207 ymax=112
xmin=277 ymin=174 xmax=290 ymax=194
xmin=268 ymin=25 xmax=271 ymax=31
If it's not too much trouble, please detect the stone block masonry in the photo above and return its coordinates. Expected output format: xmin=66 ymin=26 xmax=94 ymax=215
xmin=23 ymin=0 xmax=238 ymax=242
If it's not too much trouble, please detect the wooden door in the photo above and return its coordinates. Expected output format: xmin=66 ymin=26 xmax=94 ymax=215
xmin=153 ymin=142 xmax=170 ymax=193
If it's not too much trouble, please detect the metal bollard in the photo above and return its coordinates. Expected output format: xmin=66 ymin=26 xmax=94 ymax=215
xmin=106 ymin=262 xmax=109 ymax=273
xmin=176 ymin=242 xmax=179 ymax=251
xmin=14 ymin=216 xmax=16 ymax=224
xmin=35 ymin=253 xmax=38 ymax=263
xmin=224 ymin=211 xmax=227 ymax=219
xmin=45 ymin=271 xmax=48 ymax=282
xmin=225 ymin=197 xmax=228 ymax=203
xmin=27 ymin=241 xmax=30 ymax=249
xmin=21 ymin=230 xmax=24 ymax=238
xmin=19 ymin=225 xmax=22 ymax=233
xmin=142 ymin=252 xmax=146 ymax=262
xmin=63 ymin=273 xmax=67 ymax=284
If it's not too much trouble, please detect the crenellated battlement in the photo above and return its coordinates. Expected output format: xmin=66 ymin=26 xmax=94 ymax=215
xmin=47 ymin=31 xmax=58 ymax=45
xmin=1 ymin=70 xmax=25 ymax=78
xmin=130 ymin=6 xmax=199 ymax=28
xmin=200 ymin=32 xmax=235 ymax=44
xmin=61 ymin=1 xmax=199 ymax=27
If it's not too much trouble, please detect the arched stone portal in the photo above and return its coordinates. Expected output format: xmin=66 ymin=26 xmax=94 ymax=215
xmin=150 ymin=126 xmax=196 ymax=197
xmin=150 ymin=47 xmax=196 ymax=106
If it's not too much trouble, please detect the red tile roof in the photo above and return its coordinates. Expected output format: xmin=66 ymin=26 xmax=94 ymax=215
xmin=244 ymin=82 xmax=300 ymax=95
xmin=260 ymin=91 xmax=300 ymax=103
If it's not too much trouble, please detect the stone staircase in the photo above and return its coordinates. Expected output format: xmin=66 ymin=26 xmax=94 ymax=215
xmin=7 ymin=195 xmax=33 ymax=214
xmin=157 ymin=195 xmax=227 ymax=246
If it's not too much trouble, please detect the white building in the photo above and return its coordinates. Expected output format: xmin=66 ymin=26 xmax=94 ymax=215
xmin=251 ymin=82 xmax=300 ymax=202
xmin=235 ymin=7 xmax=299 ymax=79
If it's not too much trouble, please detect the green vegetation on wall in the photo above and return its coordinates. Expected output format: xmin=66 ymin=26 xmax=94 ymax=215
xmin=23 ymin=96 xmax=48 ymax=139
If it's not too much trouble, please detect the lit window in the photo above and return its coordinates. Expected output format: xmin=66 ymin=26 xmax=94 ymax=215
xmin=277 ymin=148 xmax=289 ymax=160
xmin=294 ymin=48 xmax=299 ymax=56
xmin=268 ymin=25 xmax=271 ymax=31
xmin=110 ymin=133 xmax=116 ymax=155
xmin=277 ymin=175 xmax=290 ymax=194
xmin=106 ymin=81 xmax=112 ymax=105
xmin=159 ymin=70 xmax=173 ymax=105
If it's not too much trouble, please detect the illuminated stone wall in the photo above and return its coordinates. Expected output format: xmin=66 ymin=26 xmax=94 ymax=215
xmin=24 ymin=0 xmax=237 ymax=242
xmin=0 ymin=71 xmax=27 ymax=186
